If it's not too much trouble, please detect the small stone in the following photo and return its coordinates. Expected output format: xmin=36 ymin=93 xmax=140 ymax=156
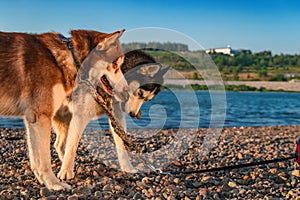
xmin=40 ymin=187 xmax=52 ymax=197
xmin=212 ymin=193 xmax=220 ymax=200
xmin=278 ymin=172 xmax=288 ymax=180
xmin=133 ymin=193 xmax=142 ymax=200
xmin=24 ymin=170 xmax=32 ymax=176
xmin=102 ymin=176 xmax=110 ymax=183
xmin=173 ymin=178 xmax=180 ymax=184
xmin=250 ymin=172 xmax=256 ymax=179
xmin=57 ymin=195 xmax=65 ymax=200
xmin=142 ymin=189 xmax=148 ymax=195
xmin=202 ymin=175 xmax=211 ymax=182
xmin=103 ymin=184 xmax=112 ymax=191
xmin=142 ymin=177 xmax=149 ymax=184
xmin=67 ymin=194 xmax=78 ymax=200
xmin=148 ymin=188 xmax=155 ymax=196
xmin=192 ymin=181 xmax=202 ymax=188
xmin=278 ymin=162 xmax=286 ymax=168
xmin=288 ymin=190 xmax=295 ymax=196
xmin=173 ymin=160 xmax=182 ymax=167
xmin=291 ymin=178 xmax=297 ymax=187
xmin=237 ymin=153 xmax=243 ymax=159
xmin=77 ymin=186 xmax=91 ymax=195
xmin=20 ymin=190 xmax=28 ymax=196
xmin=24 ymin=180 xmax=31 ymax=186
xmin=93 ymin=170 xmax=99 ymax=177
xmin=46 ymin=195 xmax=57 ymax=200
xmin=94 ymin=191 xmax=102 ymax=197
xmin=163 ymin=193 xmax=168 ymax=199
xmin=156 ymin=187 xmax=161 ymax=193
xmin=76 ymin=166 xmax=83 ymax=174
xmin=243 ymin=175 xmax=249 ymax=181
xmin=276 ymin=175 xmax=287 ymax=184
xmin=292 ymin=170 xmax=300 ymax=177
xmin=114 ymin=185 xmax=122 ymax=190
xmin=269 ymin=168 xmax=277 ymax=174
xmin=15 ymin=149 xmax=21 ymax=153
xmin=228 ymin=181 xmax=238 ymax=188
xmin=239 ymin=188 xmax=246 ymax=195
xmin=222 ymin=181 xmax=234 ymax=192
xmin=199 ymin=188 xmax=207 ymax=196
xmin=163 ymin=181 xmax=170 ymax=186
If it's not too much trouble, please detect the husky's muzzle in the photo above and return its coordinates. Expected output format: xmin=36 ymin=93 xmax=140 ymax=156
xmin=121 ymin=102 xmax=142 ymax=120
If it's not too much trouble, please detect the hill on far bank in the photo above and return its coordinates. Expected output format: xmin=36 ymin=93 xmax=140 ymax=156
xmin=122 ymin=42 xmax=300 ymax=82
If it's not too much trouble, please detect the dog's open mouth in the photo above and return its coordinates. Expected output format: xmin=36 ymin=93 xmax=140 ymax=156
xmin=100 ymin=75 xmax=114 ymax=95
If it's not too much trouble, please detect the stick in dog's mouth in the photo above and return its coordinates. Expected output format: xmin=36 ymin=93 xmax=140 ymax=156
xmin=100 ymin=75 xmax=114 ymax=95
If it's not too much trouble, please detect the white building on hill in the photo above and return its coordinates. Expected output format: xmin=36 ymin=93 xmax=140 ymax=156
xmin=206 ymin=45 xmax=241 ymax=56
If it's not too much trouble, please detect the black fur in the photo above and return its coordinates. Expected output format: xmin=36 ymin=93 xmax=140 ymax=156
xmin=121 ymin=50 xmax=155 ymax=73
xmin=121 ymin=50 xmax=168 ymax=93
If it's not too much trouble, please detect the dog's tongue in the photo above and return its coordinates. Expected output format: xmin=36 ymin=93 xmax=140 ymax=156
xmin=136 ymin=111 xmax=141 ymax=120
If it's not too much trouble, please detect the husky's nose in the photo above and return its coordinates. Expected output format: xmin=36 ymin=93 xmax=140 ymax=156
xmin=129 ymin=112 xmax=135 ymax=118
xmin=123 ymin=86 xmax=129 ymax=92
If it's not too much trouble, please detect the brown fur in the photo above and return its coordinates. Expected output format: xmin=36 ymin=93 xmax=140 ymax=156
xmin=0 ymin=29 xmax=125 ymax=190
xmin=0 ymin=32 xmax=74 ymax=116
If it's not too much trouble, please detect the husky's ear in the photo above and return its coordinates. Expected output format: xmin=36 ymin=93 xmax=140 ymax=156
xmin=110 ymin=55 xmax=125 ymax=71
xmin=158 ymin=66 xmax=170 ymax=77
xmin=138 ymin=63 xmax=162 ymax=77
xmin=96 ymin=29 xmax=125 ymax=51
xmin=115 ymin=55 xmax=125 ymax=68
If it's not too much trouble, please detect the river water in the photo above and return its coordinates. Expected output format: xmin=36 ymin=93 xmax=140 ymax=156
xmin=1 ymin=91 xmax=300 ymax=130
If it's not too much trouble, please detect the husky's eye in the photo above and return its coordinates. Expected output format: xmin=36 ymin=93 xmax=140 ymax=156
xmin=112 ymin=61 xmax=118 ymax=69
xmin=138 ymin=90 xmax=144 ymax=99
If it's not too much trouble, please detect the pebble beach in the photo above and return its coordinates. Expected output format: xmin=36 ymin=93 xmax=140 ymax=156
xmin=1 ymin=126 xmax=300 ymax=199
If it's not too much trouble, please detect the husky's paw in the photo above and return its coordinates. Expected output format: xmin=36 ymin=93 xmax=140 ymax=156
xmin=48 ymin=181 xmax=71 ymax=191
xmin=36 ymin=170 xmax=71 ymax=191
xmin=122 ymin=167 xmax=138 ymax=173
xmin=57 ymin=168 xmax=75 ymax=180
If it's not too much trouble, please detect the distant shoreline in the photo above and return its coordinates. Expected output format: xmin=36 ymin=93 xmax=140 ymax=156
xmin=164 ymin=79 xmax=300 ymax=92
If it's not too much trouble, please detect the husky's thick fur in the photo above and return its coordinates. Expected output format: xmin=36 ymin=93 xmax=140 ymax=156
xmin=0 ymin=29 xmax=128 ymax=190
xmin=56 ymin=50 xmax=169 ymax=180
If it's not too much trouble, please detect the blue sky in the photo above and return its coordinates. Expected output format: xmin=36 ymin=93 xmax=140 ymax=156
xmin=1 ymin=0 xmax=299 ymax=54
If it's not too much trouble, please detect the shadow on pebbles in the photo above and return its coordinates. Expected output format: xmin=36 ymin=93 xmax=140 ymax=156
xmin=1 ymin=126 xmax=300 ymax=199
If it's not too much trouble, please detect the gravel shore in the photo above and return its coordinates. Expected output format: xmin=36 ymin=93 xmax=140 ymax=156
xmin=1 ymin=126 xmax=300 ymax=199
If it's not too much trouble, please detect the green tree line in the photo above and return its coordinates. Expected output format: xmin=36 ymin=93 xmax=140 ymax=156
xmin=122 ymin=42 xmax=300 ymax=81
xmin=210 ymin=50 xmax=300 ymax=80
xmin=122 ymin=42 xmax=189 ymax=52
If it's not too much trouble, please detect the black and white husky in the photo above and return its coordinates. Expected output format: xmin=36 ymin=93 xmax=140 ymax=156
xmin=56 ymin=50 xmax=169 ymax=180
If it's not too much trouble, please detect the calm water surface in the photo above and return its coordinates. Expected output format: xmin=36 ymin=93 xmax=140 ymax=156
xmin=1 ymin=91 xmax=300 ymax=129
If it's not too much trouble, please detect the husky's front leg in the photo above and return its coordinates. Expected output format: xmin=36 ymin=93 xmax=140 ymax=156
xmin=110 ymin=102 xmax=137 ymax=173
xmin=24 ymin=112 xmax=71 ymax=191
xmin=57 ymin=114 xmax=89 ymax=180
xmin=53 ymin=105 xmax=73 ymax=162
